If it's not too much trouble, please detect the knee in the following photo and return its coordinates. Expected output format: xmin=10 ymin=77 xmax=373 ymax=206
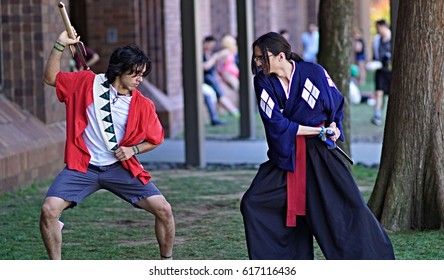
xmin=154 ymin=201 xmax=174 ymax=221
xmin=40 ymin=201 xmax=63 ymax=221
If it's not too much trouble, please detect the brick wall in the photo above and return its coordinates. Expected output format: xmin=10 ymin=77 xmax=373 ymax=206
xmin=0 ymin=0 xmax=67 ymax=193
xmin=1 ymin=0 xmax=65 ymax=124
xmin=162 ymin=0 xmax=184 ymax=136
xmin=0 ymin=95 xmax=65 ymax=193
xmin=253 ymin=0 xmax=312 ymax=54
xmin=211 ymin=0 xmax=236 ymax=40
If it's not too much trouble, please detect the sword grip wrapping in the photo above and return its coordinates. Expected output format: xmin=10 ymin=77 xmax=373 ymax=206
xmin=322 ymin=127 xmax=354 ymax=165
xmin=325 ymin=127 xmax=335 ymax=137
xmin=321 ymin=128 xmax=336 ymax=149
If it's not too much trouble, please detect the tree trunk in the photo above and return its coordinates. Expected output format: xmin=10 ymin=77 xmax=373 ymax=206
xmin=317 ymin=0 xmax=354 ymax=165
xmin=368 ymin=0 xmax=444 ymax=231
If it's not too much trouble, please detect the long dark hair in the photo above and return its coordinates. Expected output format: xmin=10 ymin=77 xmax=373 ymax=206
xmin=251 ymin=32 xmax=303 ymax=75
xmin=105 ymin=45 xmax=152 ymax=83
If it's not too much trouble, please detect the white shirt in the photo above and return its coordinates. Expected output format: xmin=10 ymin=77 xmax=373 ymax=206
xmin=277 ymin=60 xmax=296 ymax=99
xmin=83 ymin=85 xmax=132 ymax=166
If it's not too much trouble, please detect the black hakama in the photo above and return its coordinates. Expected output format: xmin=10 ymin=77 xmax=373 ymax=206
xmin=240 ymin=137 xmax=395 ymax=260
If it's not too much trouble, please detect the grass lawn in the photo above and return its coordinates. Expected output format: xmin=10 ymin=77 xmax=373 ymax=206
xmin=1 ymin=166 xmax=443 ymax=260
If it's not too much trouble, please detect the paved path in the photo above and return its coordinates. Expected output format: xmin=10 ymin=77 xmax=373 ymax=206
xmin=137 ymin=139 xmax=382 ymax=167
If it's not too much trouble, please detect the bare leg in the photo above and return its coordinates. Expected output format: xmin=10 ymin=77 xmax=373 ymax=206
xmin=358 ymin=60 xmax=366 ymax=85
xmin=219 ymin=96 xmax=239 ymax=116
xmin=39 ymin=197 xmax=72 ymax=260
xmin=374 ymin=89 xmax=384 ymax=112
xmin=371 ymin=89 xmax=384 ymax=125
xmin=221 ymin=72 xmax=239 ymax=92
xmin=136 ymin=195 xmax=175 ymax=260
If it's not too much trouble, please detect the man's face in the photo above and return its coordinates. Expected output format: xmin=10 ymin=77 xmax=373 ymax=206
xmin=119 ymin=64 xmax=147 ymax=93
xmin=204 ymin=40 xmax=216 ymax=52
xmin=253 ymin=46 xmax=276 ymax=75
xmin=377 ymin=24 xmax=386 ymax=35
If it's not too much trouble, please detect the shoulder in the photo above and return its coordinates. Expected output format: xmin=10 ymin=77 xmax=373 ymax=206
xmin=253 ymin=70 xmax=267 ymax=84
xmin=296 ymin=61 xmax=326 ymax=76
xmin=133 ymin=89 xmax=156 ymax=108
xmin=253 ymin=70 xmax=275 ymax=89
xmin=57 ymin=70 xmax=95 ymax=85
xmin=296 ymin=61 xmax=337 ymax=88
xmin=373 ymin=34 xmax=381 ymax=42
xmin=58 ymin=69 xmax=95 ymax=78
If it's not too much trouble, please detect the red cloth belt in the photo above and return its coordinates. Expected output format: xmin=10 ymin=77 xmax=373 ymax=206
xmin=286 ymin=124 xmax=324 ymax=227
xmin=286 ymin=135 xmax=307 ymax=227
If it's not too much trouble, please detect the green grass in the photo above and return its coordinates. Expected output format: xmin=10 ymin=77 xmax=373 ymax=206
xmin=1 ymin=168 xmax=443 ymax=260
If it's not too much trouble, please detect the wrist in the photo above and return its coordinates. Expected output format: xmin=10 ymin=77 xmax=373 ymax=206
xmin=318 ymin=126 xmax=325 ymax=138
xmin=53 ymin=41 xmax=65 ymax=53
xmin=132 ymin=145 xmax=140 ymax=155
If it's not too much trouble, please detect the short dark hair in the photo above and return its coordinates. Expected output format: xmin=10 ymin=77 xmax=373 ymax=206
xmin=279 ymin=29 xmax=288 ymax=35
xmin=376 ymin=19 xmax=388 ymax=26
xmin=203 ymin=35 xmax=216 ymax=43
xmin=105 ymin=45 xmax=151 ymax=84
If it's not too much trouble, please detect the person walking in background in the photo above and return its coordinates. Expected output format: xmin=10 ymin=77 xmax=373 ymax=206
xmin=202 ymin=35 xmax=239 ymax=116
xmin=240 ymin=32 xmax=395 ymax=260
xmin=40 ymin=29 xmax=175 ymax=260
xmin=370 ymin=19 xmax=392 ymax=126
xmin=353 ymin=27 xmax=366 ymax=85
xmin=301 ymin=23 xmax=319 ymax=63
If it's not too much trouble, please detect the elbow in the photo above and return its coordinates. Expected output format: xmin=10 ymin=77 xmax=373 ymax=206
xmin=43 ymin=76 xmax=56 ymax=87
xmin=43 ymin=71 xmax=57 ymax=86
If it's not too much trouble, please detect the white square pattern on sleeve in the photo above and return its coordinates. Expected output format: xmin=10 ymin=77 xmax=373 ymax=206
xmin=260 ymin=89 xmax=275 ymax=118
xmin=324 ymin=69 xmax=337 ymax=88
xmin=302 ymin=78 xmax=319 ymax=109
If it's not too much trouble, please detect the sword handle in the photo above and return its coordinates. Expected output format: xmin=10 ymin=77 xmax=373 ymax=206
xmin=58 ymin=2 xmax=89 ymax=70
xmin=322 ymin=128 xmax=336 ymax=149
xmin=325 ymin=127 xmax=335 ymax=137
xmin=58 ymin=2 xmax=75 ymax=40
xmin=321 ymin=127 xmax=354 ymax=165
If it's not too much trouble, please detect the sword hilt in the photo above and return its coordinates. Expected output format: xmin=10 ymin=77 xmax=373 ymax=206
xmin=58 ymin=2 xmax=89 ymax=70
xmin=321 ymin=127 xmax=336 ymax=149
xmin=321 ymin=127 xmax=354 ymax=165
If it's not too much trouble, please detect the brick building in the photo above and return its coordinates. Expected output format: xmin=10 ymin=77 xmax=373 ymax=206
xmin=0 ymin=0 xmax=370 ymax=192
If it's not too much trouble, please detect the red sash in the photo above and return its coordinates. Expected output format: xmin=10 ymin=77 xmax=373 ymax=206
xmin=286 ymin=124 xmax=324 ymax=227
xmin=286 ymin=135 xmax=307 ymax=227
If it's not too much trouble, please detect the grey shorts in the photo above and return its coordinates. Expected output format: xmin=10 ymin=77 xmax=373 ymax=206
xmin=46 ymin=162 xmax=162 ymax=208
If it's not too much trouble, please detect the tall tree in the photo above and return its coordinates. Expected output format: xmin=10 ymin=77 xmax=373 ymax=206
xmin=368 ymin=0 xmax=444 ymax=231
xmin=317 ymin=0 xmax=354 ymax=161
